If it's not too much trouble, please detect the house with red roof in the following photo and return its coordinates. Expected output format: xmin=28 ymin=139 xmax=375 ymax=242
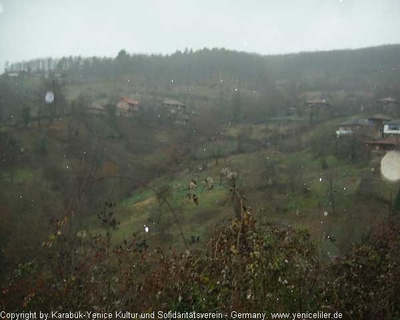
xmin=116 ymin=97 xmax=139 ymax=115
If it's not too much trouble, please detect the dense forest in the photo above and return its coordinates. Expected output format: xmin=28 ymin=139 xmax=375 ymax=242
xmin=1 ymin=44 xmax=400 ymax=318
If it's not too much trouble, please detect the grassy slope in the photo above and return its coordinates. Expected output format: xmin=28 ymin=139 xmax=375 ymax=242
xmin=86 ymin=116 xmax=392 ymax=255
xmin=2 ymin=79 xmax=394 ymax=256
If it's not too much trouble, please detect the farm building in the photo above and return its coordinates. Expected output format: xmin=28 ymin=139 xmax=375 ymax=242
xmin=162 ymin=99 xmax=189 ymax=125
xmin=175 ymin=113 xmax=190 ymax=126
xmin=305 ymin=99 xmax=330 ymax=108
xmin=336 ymin=118 xmax=376 ymax=137
xmin=365 ymin=136 xmax=400 ymax=151
xmin=305 ymin=99 xmax=331 ymax=123
xmin=162 ymin=99 xmax=186 ymax=114
xmin=376 ymin=97 xmax=399 ymax=113
xmin=377 ymin=97 xmax=398 ymax=105
xmin=367 ymin=114 xmax=392 ymax=127
xmin=383 ymin=119 xmax=400 ymax=136
xmin=116 ymin=97 xmax=139 ymax=115
xmin=86 ymin=102 xmax=105 ymax=114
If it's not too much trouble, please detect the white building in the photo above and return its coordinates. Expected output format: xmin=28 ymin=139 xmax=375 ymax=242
xmin=383 ymin=119 xmax=400 ymax=136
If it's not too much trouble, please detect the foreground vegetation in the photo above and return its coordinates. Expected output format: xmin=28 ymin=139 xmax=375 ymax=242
xmin=1 ymin=201 xmax=399 ymax=318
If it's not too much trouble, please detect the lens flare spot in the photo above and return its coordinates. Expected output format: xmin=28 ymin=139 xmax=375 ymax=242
xmin=381 ymin=151 xmax=400 ymax=181
xmin=45 ymin=91 xmax=54 ymax=104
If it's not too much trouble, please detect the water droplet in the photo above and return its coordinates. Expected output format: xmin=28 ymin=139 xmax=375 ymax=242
xmin=45 ymin=91 xmax=54 ymax=104
xmin=323 ymin=211 xmax=328 ymax=216
xmin=381 ymin=151 xmax=400 ymax=181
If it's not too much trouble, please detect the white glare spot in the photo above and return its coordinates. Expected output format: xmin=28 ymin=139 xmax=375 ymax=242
xmin=323 ymin=211 xmax=328 ymax=216
xmin=235 ymin=88 xmax=238 ymax=91
xmin=171 ymin=79 xmax=174 ymax=83
xmin=381 ymin=151 xmax=400 ymax=181
xmin=319 ymin=178 xmax=322 ymax=182
xmin=144 ymin=226 xmax=149 ymax=233
xmin=45 ymin=91 xmax=54 ymax=104
xmin=66 ymin=165 xmax=69 ymax=169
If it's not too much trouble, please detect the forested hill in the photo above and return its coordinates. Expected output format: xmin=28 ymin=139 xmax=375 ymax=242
xmin=5 ymin=44 xmax=400 ymax=91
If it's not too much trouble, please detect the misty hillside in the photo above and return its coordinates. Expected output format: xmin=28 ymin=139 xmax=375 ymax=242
xmin=1 ymin=44 xmax=400 ymax=317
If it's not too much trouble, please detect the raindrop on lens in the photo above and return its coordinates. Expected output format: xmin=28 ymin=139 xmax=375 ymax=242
xmin=381 ymin=151 xmax=400 ymax=181
xmin=45 ymin=91 xmax=54 ymax=104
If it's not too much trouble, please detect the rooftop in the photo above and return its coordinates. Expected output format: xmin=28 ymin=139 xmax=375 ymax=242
xmin=339 ymin=118 xmax=374 ymax=127
xmin=384 ymin=119 xmax=400 ymax=125
xmin=368 ymin=114 xmax=392 ymax=121
xmin=162 ymin=99 xmax=186 ymax=107
xmin=365 ymin=136 xmax=400 ymax=145
xmin=119 ymin=97 xmax=139 ymax=105
xmin=377 ymin=97 xmax=398 ymax=103
xmin=89 ymin=102 xmax=105 ymax=110
xmin=305 ymin=99 xmax=330 ymax=106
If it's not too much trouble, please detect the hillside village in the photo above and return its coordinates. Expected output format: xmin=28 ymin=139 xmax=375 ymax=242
xmin=1 ymin=45 xmax=400 ymax=316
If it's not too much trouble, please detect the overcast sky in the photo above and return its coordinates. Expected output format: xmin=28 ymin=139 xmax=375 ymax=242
xmin=1 ymin=0 xmax=400 ymax=70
